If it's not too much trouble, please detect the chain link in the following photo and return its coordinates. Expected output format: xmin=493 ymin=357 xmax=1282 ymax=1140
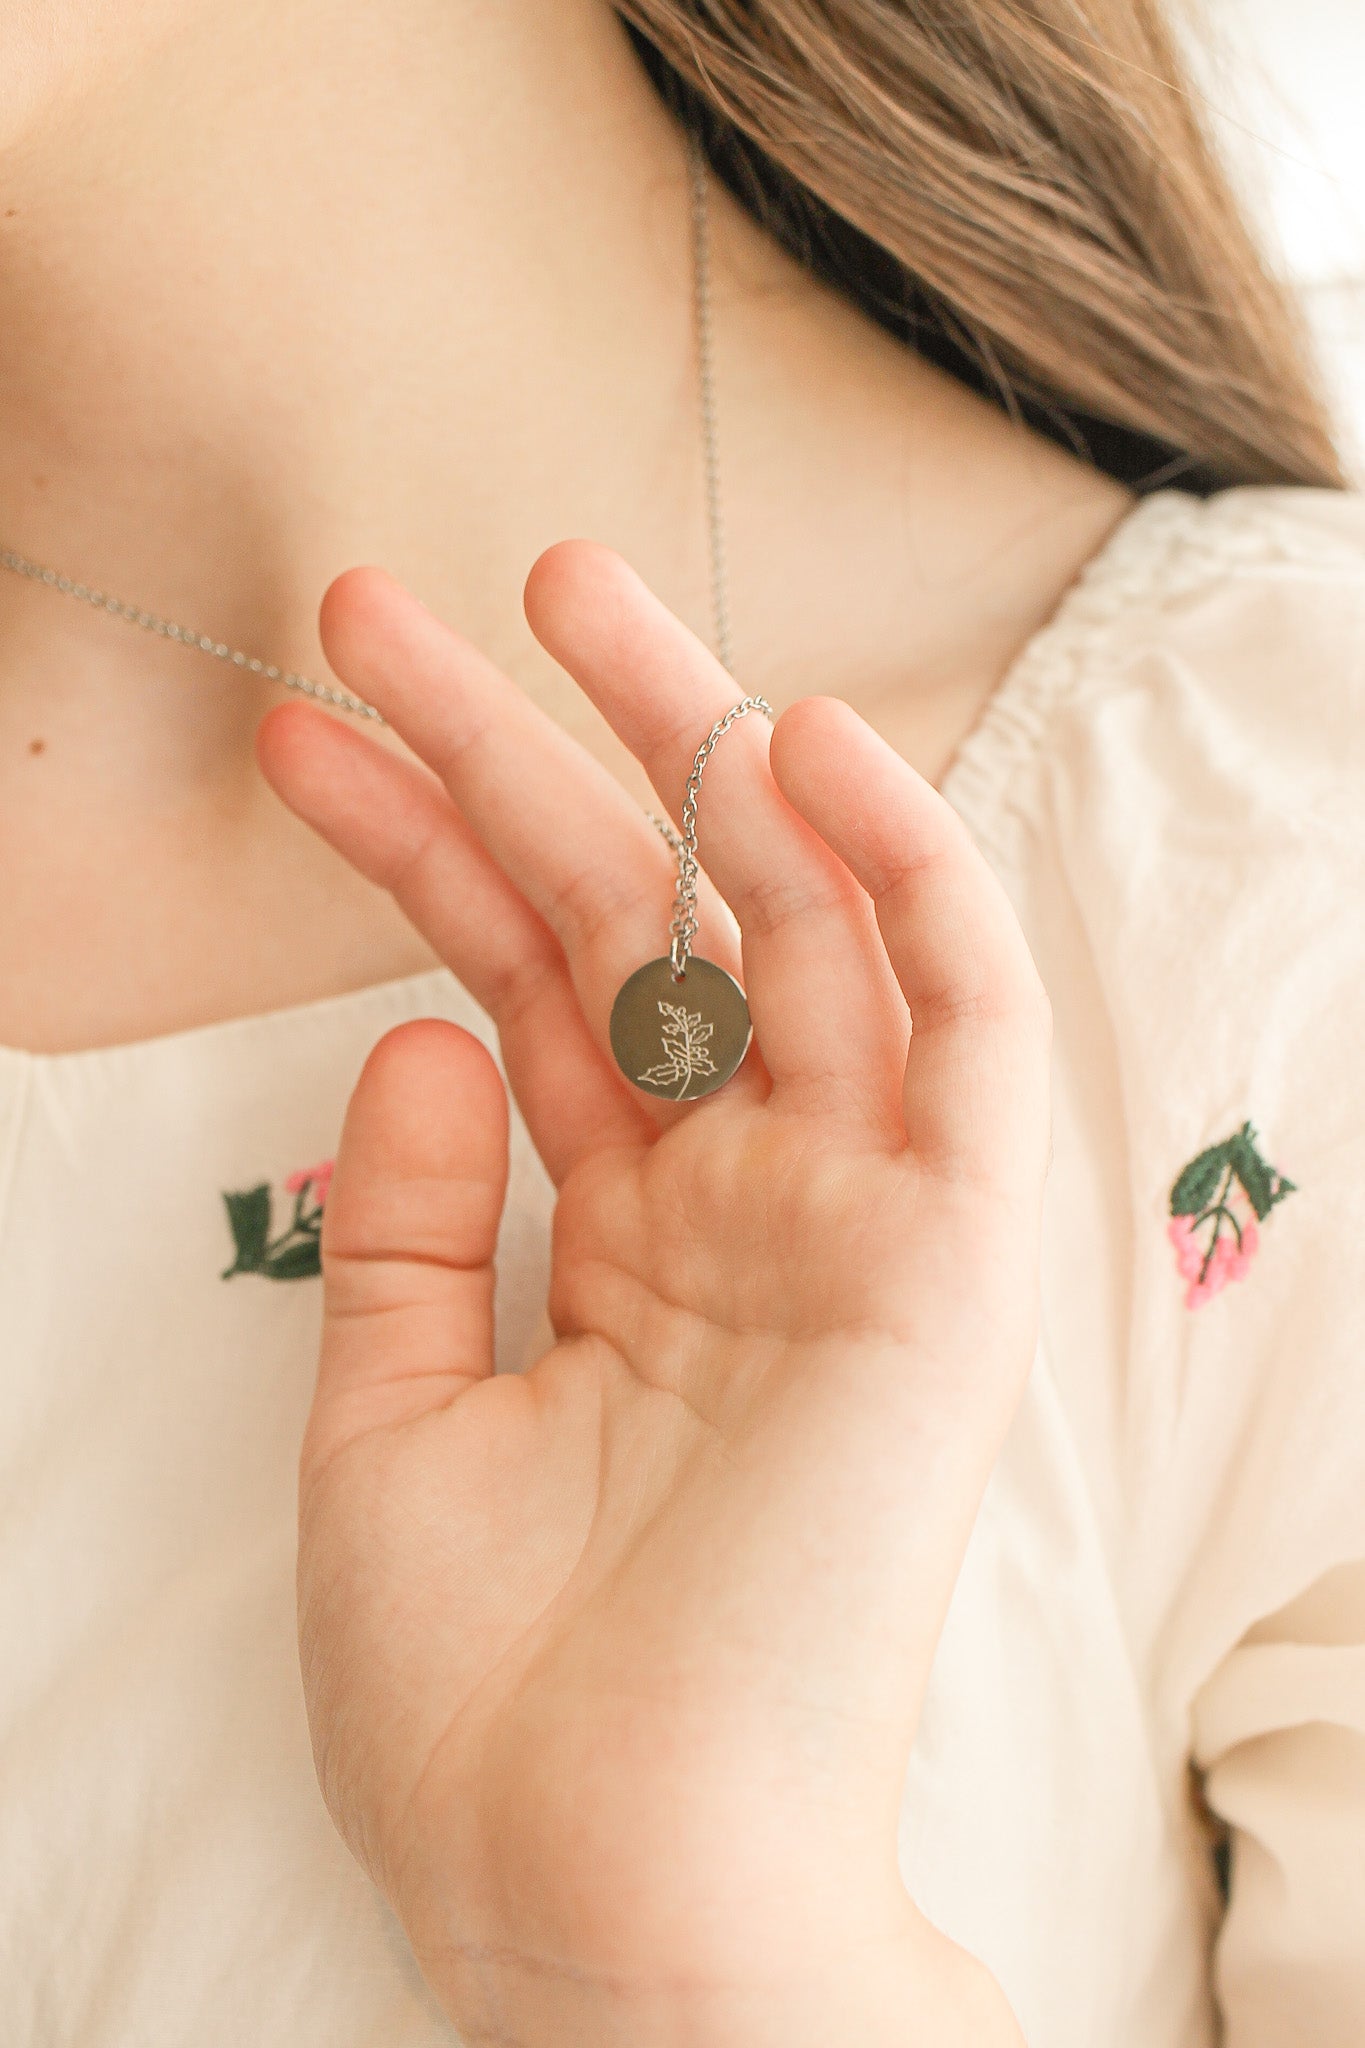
xmin=653 ymin=136 xmax=757 ymax=980
xmin=0 ymin=544 xmax=388 ymax=722
xmin=0 ymin=134 xmax=730 ymax=727
xmin=687 ymin=133 xmax=732 ymax=677
xmin=664 ymin=695 xmax=773 ymax=980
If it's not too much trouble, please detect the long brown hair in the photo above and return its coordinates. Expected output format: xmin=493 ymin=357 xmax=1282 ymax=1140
xmin=618 ymin=1 xmax=1345 ymax=490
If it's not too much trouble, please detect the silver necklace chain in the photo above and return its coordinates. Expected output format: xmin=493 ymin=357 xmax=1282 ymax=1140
xmin=646 ymin=133 xmax=748 ymax=977
xmin=662 ymin=693 xmax=772 ymax=979
xmin=0 ymin=132 xmax=732 ymax=721
xmin=0 ymin=550 xmax=387 ymax=722
xmin=687 ymin=133 xmax=731 ymax=676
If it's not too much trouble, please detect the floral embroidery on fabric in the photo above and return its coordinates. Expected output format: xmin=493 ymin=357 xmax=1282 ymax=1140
xmin=221 ymin=1159 xmax=334 ymax=1282
xmin=1167 ymin=1121 xmax=1295 ymax=1311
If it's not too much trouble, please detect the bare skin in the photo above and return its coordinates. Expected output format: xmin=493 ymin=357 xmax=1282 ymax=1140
xmin=0 ymin=0 xmax=1128 ymax=1055
xmin=1 ymin=0 xmax=1123 ymax=2036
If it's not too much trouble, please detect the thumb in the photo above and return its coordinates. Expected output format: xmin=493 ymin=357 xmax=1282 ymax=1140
xmin=301 ymin=1017 xmax=510 ymax=1493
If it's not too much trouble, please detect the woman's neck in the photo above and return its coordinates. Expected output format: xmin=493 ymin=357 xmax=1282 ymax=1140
xmin=0 ymin=1 xmax=720 ymax=752
xmin=0 ymin=0 xmax=1132 ymax=1053
xmin=0 ymin=0 xmax=1128 ymax=783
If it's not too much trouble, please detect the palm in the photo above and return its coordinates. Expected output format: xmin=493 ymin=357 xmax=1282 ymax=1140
xmin=264 ymin=543 xmax=1050 ymax=2008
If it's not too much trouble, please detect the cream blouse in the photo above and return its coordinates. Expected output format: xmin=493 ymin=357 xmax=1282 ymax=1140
xmin=1 ymin=487 xmax=1363 ymax=2048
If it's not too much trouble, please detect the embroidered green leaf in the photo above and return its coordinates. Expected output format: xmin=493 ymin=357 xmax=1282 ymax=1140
xmin=261 ymin=1239 xmax=323 ymax=1282
xmin=221 ymin=1184 xmax=272 ymax=1277
xmin=222 ymin=1175 xmax=327 ymax=1282
xmin=1228 ymin=1123 xmax=1296 ymax=1222
xmin=1169 ymin=1140 xmax=1234 ymax=1217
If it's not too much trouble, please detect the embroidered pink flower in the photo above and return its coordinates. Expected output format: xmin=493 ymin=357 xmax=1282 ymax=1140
xmin=284 ymin=1158 xmax=334 ymax=1204
xmin=1166 ymin=1210 xmax=1259 ymax=1311
xmin=1166 ymin=1120 xmax=1293 ymax=1312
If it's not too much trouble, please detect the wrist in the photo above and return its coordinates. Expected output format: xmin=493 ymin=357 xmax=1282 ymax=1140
xmin=422 ymin=1903 xmax=1025 ymax=2048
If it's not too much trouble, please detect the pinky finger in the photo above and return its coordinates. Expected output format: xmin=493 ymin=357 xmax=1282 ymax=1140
xmin=769 ymin=696 xmax=1052 ymax=1192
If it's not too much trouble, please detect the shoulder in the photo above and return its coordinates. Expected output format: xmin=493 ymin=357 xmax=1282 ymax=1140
xmin=1071 ymin=486 xmax=1364 ymax=811
xmin=989 ymin=493 xmax=1365 ymax=1642
xmin=1008 ymin=488 xmax=1365 ymax=1235
xmin=947 ymin=482 xmax=1365 ymax=852
xmin=1035 ymin=484 xmax=1365 ymax=894
xmin=1060 ymin=486 xmax=1364 ymax=886
xmin=945 ymin=486 xmax=1365 ymax=865
xmin=1048 ymin=483 xmax=1365 ymax=664
xmin=944 ymin=488 xmax=1365 ymax=964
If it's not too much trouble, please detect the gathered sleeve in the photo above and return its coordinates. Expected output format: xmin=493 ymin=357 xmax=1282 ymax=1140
xmin=977 ymin=488 xmax=1365 ymax=2045
xmin=1192 ymin=1563 xmax=1365 ymax=2045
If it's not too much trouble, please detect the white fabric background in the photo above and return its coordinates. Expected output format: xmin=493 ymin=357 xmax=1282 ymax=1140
xmin=1207 ymin=0 xmax=1365 ymax=470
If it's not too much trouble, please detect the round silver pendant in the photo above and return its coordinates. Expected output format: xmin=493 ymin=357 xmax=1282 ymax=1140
xmin=610 ymin=956 xmax=753 ymax=1101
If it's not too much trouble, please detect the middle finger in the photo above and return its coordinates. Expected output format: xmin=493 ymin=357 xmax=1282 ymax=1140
xmin=525 ymin=541 xmax=911 ymax=1129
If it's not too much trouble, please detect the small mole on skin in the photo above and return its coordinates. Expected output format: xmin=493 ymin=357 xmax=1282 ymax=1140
xmin=28 ymin=738 xmax=46 ymax=755
xmin=3 ymin=209 xmax=16 ymax=220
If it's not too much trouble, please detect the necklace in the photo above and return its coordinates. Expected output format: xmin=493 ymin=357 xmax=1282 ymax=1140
xmin=613 ymin=691 xmax=771 ymax=1099
xmin=0 ymin=135 xmax=732 ymax=719
xmin=3 ymin=137 xmax=760 ymax=1103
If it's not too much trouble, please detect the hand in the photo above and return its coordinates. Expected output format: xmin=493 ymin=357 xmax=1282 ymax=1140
xmin=257 ymin=543 xmax=1046 ymax=2047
